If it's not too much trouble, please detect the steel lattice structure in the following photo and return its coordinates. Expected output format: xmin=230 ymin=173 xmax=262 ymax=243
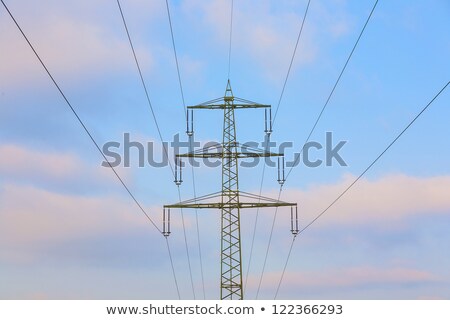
xmin=163 ymin=81 xmax=298 ymax=300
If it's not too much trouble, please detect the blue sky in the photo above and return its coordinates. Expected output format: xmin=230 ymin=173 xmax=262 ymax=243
xmin=0 ymin=0 xmax=449 ymax=299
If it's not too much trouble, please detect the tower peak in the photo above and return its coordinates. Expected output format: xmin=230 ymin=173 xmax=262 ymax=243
xmin=224 ymin=79 xmax=234 ymax=101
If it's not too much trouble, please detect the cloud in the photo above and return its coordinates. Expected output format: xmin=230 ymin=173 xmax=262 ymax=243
xmin=276 ymin=174 xmax=450 ymax=228
xmin=313 ymin=0 xmax=353 ymax=39
xmin=254 ymin=266 xmax=439 ymax=292
xmin=182 ymin=0 xmax=318 ymax=80
xmin=0 ymin=143 xmax=163 ymax=262
xmin=0 ymin=0 xmax=153 ymax=86
xmin=0 ymin=142 xmax=200 ymax=244
xmin=0 ymin=144 xmax=80 ymax=181
xmin=0 ymin=183 xmax=159 ymax=247
xmin=181 ymin=0 xmax=357 ymax=82
xmin=0 ymin=144 xmax=131 ymax=192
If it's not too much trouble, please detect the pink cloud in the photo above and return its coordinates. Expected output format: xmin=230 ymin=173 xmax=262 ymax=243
xmin=0 ymin=144 xmax=126 ymax=187
xmin=251 ymin=266 xmax=438 ymax=292
xmin=0 ymin=0 xmax=153 ymax=86
xmin=0 ymin=144 xmax=160 ymax=255
xmin=273 ymin=174 xmax=450 ymax=228
xmin=0 ymin=145 xmax=79 ymax=180
xmin=0 ymin=183 xmax=159 ymax=247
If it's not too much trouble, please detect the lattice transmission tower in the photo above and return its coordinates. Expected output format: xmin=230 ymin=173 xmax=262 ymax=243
xmin=163 ymin=80 xmax=298 ymax=300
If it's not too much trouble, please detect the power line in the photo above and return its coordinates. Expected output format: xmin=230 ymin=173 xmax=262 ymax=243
xmin=177 ymin=186 xmax=197 ymax=299
xmin=274 ymin=80 xmax=449 ymax=299
xmin=0 ymin=0 xmax=162 ymax=234
xmin=165 ymin=237 xmax=181 ymax=299
xmin=191 ymin=163 xmax=206 ymax=299
xmin=165 ymin=0 xmax=206 ymax=299
xmin=116 ymin=0 xmax=197 ymax=299
xmin=227 ymin=0 xmax=234 ymax=80
xmin=256 ymin=0 xmax=379 ymax=298
xmin=243 ymin=163 xmax=266 ymax=291
xmin=245 ymin=0 xmax=311 ymax=297
xmin=1 ymin=0 xmax=184 ymax=300
xmin=255 ymin=187 xmax=283 ymax=299
xmin=272 ymin=0 xmax=311 ymax=127
xmin=116 ymin=0 xmax=174 ymax=175
xmin=274 ymin=234 xmax=295 ymax=298
xmin=165 ymin=0 xmax=187 ymax=117
xmin=285 ymin=0 xmax=379 ymax=181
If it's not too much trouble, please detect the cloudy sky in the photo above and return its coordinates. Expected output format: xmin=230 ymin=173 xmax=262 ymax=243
xmin=1 ymin=0 xmax=449 ymax=299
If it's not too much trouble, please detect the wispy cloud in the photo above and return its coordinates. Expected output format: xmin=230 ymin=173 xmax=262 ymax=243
xmin=0 ymin=0 xmax=153 ymax=86
xmin=0 ymin=144 xmax=132 ymax=192
xmin=253 ymin=266 xmax=439 ymax=292
xmin=0 ymin=183 xmax=159 ymax=247
xmin=276 ymin=174 xmax=450 ymax=228
xmin=182 ymin=0 xmax=318 ymax=80
xmin=0 ymin=143 xmax=161 ymax=264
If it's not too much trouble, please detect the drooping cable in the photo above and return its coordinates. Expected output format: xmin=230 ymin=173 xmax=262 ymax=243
xmin=176 ymin=185 xmax=196 ymax=299
xmin=227 ymin=0 xmax=234 ymax=80
xmin=117 ymin=0 xmax=198 ymax=299
xmin=165 ymin=0 xmax=187 ymax=117
xmin=272 ymin=0 xmax=311 ymax=127
xmin=0 ymin=0 xmax=163 ymax=234
xmin=285 ymin=0 xmax=379 ymax=181
xmin=116 ymin=0 xmax=174 ymax=175
xmin=190 ymin=152 xmax=206 ymax=299
xmin=256 ymin=0 xmax=380 ymax=298
xmin=165 ymin=0 xmax=206 ymax=299
xmin=274 ymin=234 xmax=295 ymax=299
xmin=1 ymin=0 xmax=182 ymax=299
xmin=165 ymin=237 xmax=181 ymax=299
xmin=243 ymin=163 xmax=266 ymax=291
xmin=255 ymin=186 xmax=283 ymax=299
xmin=274 ymin=81 xmax=449 ymax=299
xmin=245 ymin=0 xmax=311 ymax=296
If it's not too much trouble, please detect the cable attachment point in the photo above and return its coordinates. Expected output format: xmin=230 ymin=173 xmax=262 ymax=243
xmin=277 ymin=155 xmax=286 ymax=185
xmin=163 ymin=207 xmax=171 ymax=237
xmin=186 ymin=109 xmax=194 ymax=136
xmin=264 ymin=107 xmax=273 ymax=136
xmin=174 ymin=156 xmax=183 ymax=186
xmin=290 ymin=205 xmax=299 ymax=235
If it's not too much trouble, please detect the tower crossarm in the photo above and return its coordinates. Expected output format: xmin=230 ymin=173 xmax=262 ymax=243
xmin=164 ymin=190 xmax=296 ymax=210
xmin=164 ymin=201 xmax=295 ymax=209
xmin=176 ymin=142 xmax=283 ymax=158
xmin=176 ymin=151 xmax=283 ymax=158
xmin=188 ymin=96 xmax=270 ymax=110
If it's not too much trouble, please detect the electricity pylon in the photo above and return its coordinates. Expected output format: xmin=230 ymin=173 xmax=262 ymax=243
xmin=163 ymin=81 xmax=298 ymax=300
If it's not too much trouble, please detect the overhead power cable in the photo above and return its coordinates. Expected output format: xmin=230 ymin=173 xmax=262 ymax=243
xmin=245 ymin=0 xmax=311 ymax=297
xmin=116 ymin=0 xmax=196 ymax=299
xmin=274 ymin=80 xmax=449 ymax=299
xmin=116 ymin=0 xmax=174 ymax=175
xmin=243 ymin=163 xmax=266 ymax=291
xmin=256 ymin=0 xmax=380 ymax=298
xmin=164 ymin=0 xmax=206 ymax=299
xmin=285 ymin=0 xmax=379 ymax=181
xmin=176 ymin=186 xmax=197 ymax=299
xmin=165 ymin=237 xmax=181 ymax=299
xmin=0 ymin=0 xmax=162 ymax=234
xmin=1 ymin=0 xmax=183 ymax=299
xmin=272 ymin=0 xmax=311 ymax=127
xmin=165 ymin=0 xmax=187 ymax=117
xmin=227 ymin=0 xmax=234 ymax=80
xmin=255 ymin=187 xmax=283 ymax=299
